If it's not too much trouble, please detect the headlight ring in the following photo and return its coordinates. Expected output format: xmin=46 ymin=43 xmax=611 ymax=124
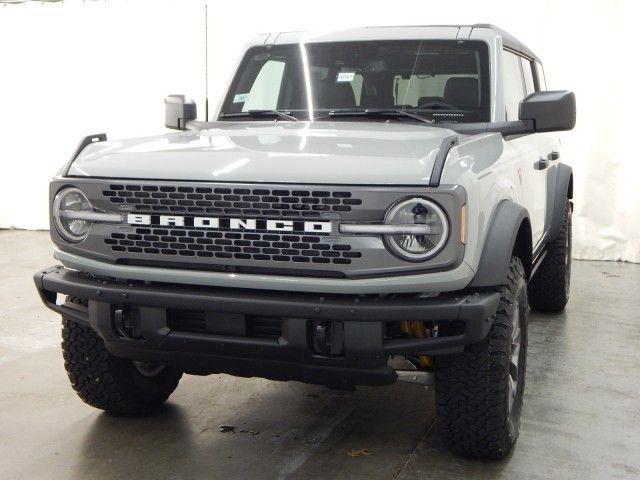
xmin=383 ymin=197 xmax=449 ymax=261
xmin=53 ymin=187 xmax=93 ymax=243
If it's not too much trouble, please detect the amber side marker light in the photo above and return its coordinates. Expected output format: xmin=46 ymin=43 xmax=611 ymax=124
xmin=460 ymin=204 xmax=467 ymax=244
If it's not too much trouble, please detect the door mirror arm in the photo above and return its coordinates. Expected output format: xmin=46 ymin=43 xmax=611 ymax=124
xmin=487 ymin=120 xmax=535 ymax=138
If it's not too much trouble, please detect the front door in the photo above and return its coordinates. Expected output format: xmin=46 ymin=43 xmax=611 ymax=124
xmin=502 ymin=50 xmax=553 ymax=247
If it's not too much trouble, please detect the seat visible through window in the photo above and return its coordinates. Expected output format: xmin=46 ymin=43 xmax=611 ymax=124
xmin=443 ymin=77 xmax=479 ymax=110
xmin=314 ymin=81 xmax=356 ymax=109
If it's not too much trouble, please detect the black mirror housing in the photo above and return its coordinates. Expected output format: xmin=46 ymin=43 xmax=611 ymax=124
xmin=519 ymin=90 xmax=576 ymax=133
xmin=164 ymin=95 xmax=197 ymax=130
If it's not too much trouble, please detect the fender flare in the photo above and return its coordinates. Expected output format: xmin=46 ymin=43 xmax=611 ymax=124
xmin=469 ymin=200 xmax=531 ymax=288
xmin=547 ymin=163 xmax=573 ymax=242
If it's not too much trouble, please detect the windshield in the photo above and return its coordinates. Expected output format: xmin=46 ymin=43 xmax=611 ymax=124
xmin=220 ymin=40 xmax=490 ymax=123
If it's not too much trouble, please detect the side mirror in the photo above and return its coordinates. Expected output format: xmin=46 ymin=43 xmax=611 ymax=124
xmin=519 ymin=90 xmax=576 ymax=133
xmin=164 ymin=95 xmax=197 ymax=130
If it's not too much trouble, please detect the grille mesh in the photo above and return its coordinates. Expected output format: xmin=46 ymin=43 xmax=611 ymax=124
xmin=105 ymin=227 xmax=362 ymax=265
xmin=103 ymin=184 xmax=363 ymax=218
xmin=166 ymin=310 xmax=282 ymax=340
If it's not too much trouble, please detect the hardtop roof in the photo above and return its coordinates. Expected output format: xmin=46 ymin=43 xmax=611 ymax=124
xmin=254 ymin=24 xmax=540 ymax=62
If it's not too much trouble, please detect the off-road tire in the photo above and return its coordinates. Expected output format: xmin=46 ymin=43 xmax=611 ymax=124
xmin=62 ymin=318 xmax=182 ymax=414
xmin=528 ymin=200 xmax=572 ymax=312
xmin=435 ymin=257 xmax=528 ymax=459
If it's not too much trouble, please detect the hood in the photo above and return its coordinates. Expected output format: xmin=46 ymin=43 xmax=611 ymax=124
xmin=69 ymin=121 xmax=457 ymax=185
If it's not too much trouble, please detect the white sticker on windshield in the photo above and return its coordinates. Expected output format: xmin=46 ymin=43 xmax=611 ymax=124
xmin=233 ymin=93 xmax=249 ymax=103
xmin=336 ymin=72 xmax=355 ymax=83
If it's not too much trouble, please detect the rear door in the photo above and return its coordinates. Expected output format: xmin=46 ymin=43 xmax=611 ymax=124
xmin=529 ymin=59 xmax=562 ymax=242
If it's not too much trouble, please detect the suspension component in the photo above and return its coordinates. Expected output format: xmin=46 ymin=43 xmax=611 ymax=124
xmin=399 ymin=321 xmax=435 ymax=368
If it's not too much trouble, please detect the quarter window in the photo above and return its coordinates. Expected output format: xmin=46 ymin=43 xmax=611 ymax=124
xmin=502 ymin=50 xmax=526 ymax=121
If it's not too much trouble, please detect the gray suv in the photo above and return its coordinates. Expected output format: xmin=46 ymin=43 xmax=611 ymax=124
xmin=35 ymin=24 xmax=575 ymax=459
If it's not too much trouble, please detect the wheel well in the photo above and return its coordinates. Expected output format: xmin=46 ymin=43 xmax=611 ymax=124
xmin=512 ymin=218 xmax=532 ymax=280
xmin=469 ymin=201 xmax=532 ymax=288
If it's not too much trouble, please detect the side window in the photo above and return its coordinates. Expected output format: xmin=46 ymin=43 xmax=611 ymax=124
xmin=520 ymin=57 xmax=536 ymax=96
xmin=502 ymin=50 xmax=526 ymax=121
xmin=242 ymin=60 xmax=285 ymax=112
xmin=535 ymin=61 xmax=547 ymax=90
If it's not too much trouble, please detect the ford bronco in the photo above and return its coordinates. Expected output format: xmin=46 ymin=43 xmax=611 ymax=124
xmin=34 ymin=24 xmax=575 ymax=459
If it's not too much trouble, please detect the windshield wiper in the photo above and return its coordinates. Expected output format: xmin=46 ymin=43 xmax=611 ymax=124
xmin=325 ymin=108 xmax=433 ymax=124
xmin=219 ymin=110 xmax=300 ymax=122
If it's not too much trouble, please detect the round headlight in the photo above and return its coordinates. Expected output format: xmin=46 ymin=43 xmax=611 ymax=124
xmin=53 ymin=187 xmax=93 ymax=242
xmin=384 ymin=197 xmax=449 ymax=261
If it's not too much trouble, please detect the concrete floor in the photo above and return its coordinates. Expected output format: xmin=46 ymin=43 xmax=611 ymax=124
xmin=0 ymin=230 xmax=639 ymax=480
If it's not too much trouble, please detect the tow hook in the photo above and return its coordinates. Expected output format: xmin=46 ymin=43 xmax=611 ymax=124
xmin=310 ymin=320 xmax=345 ymax=356
xmin=113 ymin=306 xmax=140 ymax=339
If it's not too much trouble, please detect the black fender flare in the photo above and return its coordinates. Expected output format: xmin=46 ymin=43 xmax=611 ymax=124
xmin=468 ymin=200 xmax=531 ymax=288
xmin=547 ymin=163 xmax=573 ymax=242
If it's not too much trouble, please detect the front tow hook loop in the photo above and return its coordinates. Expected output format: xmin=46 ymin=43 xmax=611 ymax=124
xmin=113 ymin=308 xmax=127 ymax=338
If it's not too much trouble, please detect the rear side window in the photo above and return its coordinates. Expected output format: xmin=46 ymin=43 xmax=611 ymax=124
xmin=502 ymin=50 xmax=526 ymax=121
xmin=520 ymin=57 xmax=536 ymax=96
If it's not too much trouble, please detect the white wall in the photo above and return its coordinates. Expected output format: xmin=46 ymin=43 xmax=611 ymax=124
xmin=1 ymin=0 xmax=638 ymax=262
xmin=0 ymin=0 xmax=206 ymax=228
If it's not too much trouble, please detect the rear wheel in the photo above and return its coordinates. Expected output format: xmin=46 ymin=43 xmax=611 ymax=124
xmin=528 ymin=200 xmax=572 ymax=312
xmin=62 ymin=318 xmax=182 ymax=414
xmin=435 ymin=256 xmax=528 ymax=459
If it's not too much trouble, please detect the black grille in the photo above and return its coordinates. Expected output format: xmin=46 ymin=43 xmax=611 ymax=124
xmin=167 ymin=309 xmax=282 ymax=340
xmin=245 ymin=316 xmax=282 ymax=339
xmin=167 ymin=309 xmax=206 ymax=332
xmin=105 ymin=227 xmax=362 ymax=265
xmin=103 ymin=184 xmax=363 ymax=218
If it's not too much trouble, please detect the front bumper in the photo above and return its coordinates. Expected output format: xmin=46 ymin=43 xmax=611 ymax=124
xmin=35 ymin=265 xmax=499 ymax=388
xmin=54 ymin=248 xmax=476 ymax=294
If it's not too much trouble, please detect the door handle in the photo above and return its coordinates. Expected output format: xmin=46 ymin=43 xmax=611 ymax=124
xmin=547 ymin=151 xmax=560 ymax=161
xmin=534 ymin=158 xmax=549 ymax=170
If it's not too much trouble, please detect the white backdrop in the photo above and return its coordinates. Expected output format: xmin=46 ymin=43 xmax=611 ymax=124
xmin=0 ymin=0 xmax=638 ymax=262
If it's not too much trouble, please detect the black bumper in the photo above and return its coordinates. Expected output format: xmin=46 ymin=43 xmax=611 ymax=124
xmin=34 ymin=266 xmax=500 ymax=388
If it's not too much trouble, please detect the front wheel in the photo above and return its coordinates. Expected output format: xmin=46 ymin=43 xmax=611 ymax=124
xmin=435 ymin=256 xmax=528 ymax=459
xmin=62 ymin=318 xmax=182 ymax=414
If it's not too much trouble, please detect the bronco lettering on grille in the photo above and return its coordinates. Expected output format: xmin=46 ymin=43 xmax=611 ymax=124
xmin=127 ymin=214 xmax=332 ymax=234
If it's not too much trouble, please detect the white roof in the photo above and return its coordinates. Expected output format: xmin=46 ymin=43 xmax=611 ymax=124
xmin=250 ymin=24 xmax=539 ymax=61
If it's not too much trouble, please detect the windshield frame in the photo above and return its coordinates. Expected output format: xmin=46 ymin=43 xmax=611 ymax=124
xmin=218 ymin=39 xmax=492 ymax=124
